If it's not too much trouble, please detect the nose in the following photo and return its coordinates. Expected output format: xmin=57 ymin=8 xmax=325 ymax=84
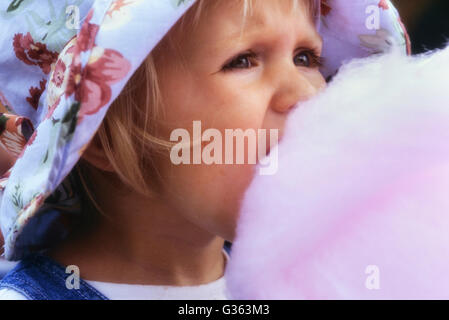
xmin=269 ymin=65 xmax=320 ymax=114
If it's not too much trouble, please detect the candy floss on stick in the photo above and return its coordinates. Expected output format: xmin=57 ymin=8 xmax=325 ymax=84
xmin=226 ymin=46 xmax=449 ymax=299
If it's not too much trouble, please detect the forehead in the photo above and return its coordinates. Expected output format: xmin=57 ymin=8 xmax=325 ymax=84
xmin=177 ymin=0 xmax=319 ymax=44
xmin=243 ymin=0 xmax=318 ymax=26
xmin=196 ymin=0 xmax=318 ymax=26
xmin=156 ymin=0 xmax=322 ymax=64
xmin=233 ymin=0 xmax=318 ymax=37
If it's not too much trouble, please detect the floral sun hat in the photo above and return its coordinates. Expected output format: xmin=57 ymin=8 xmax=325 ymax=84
xmin=0 ymin=0 xmax=410 ymax=261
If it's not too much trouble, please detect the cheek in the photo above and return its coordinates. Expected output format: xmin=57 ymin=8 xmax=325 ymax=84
xmin=311 ymin=71 xmax=326 ymax=91
xmin=207 ymin=79 xmax=270 ymax=130
xmin=162 ymin=75 xmax=268 ymax=134
xmin=155 ymin=72 xmax=269 ymax=239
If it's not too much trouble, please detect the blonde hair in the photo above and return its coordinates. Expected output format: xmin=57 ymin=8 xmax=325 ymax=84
xmin=74 ymin=0 xmax=318 ymax=218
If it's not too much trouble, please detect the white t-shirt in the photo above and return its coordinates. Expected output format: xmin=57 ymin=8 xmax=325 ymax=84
xmin=0 ymin=249 xmax=230 ymax=300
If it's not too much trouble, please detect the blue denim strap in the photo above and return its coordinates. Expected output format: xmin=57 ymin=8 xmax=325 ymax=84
xmin=0 ymin=254 xmax=108 ymax=300
xmin=0 ymin=243 xmax=232 ymax=300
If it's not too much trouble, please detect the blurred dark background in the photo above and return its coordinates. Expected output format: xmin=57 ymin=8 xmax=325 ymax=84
xmin=393 ymin=0 xmax=449 ymax=54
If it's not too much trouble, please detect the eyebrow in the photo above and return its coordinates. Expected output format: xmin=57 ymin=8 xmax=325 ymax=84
xmin=213 ymin=22 xmax=323 ymax=52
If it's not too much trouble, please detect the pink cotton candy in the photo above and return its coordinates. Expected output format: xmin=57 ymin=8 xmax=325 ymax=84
xmin=225 ymin=46 xmax=449 ymax=299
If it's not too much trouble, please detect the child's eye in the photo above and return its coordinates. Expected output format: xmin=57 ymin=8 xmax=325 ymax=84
xmin=222 ymin=52 xmax=258 ymax=71
xmin=222 ymin=50 xmax=324 ymax=72
xmin=294 ymin=50 xmax=324 ymax=68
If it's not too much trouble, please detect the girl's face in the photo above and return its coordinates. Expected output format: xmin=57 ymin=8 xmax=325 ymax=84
xmin=153 ymin=0 xmax=325 ymax=241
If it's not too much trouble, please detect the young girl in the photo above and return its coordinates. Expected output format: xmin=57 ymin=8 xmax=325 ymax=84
xmin=0 ymin=0 xmax=408 ymax=299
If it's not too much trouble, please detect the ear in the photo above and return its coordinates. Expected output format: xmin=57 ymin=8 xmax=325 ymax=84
xmin=81 ymin=135 xmax=115 ymax=172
